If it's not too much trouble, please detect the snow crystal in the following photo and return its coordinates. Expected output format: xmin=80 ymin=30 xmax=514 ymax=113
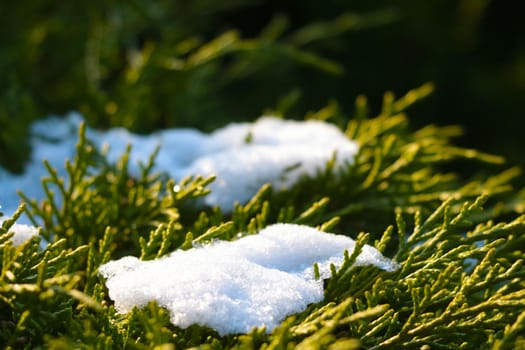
xmin=0 ymin=218 xmax=39 ymax=246
xmin=99 ymin=223 xmax=398 ymax=335
xmin=0 ymin=114 xmax=359 ymax=221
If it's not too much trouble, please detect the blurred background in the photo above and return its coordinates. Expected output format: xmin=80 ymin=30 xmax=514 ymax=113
xmin=0 ymin=0 xmax=523 ymax=174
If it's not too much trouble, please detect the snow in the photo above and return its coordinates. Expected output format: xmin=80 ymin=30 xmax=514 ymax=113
xmin=0 ymin=115 xmax=82 ymax=224
xmin=99 ymin=223 xmax=399 ymax=335
xmin=0 ymin=113 xmax=359 ymax=220
xmin=0 ymin=218 xmax=39 ymax=246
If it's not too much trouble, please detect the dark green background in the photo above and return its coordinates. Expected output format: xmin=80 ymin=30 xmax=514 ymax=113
xmin=1 ymin=0 xmax=523 ymax=173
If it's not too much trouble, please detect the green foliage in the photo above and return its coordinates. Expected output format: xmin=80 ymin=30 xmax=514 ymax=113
xmin=3 ymin=1 xmax=524 ymax=173
xmin=2 ymin=1 xmax=524 ymax=348
xmin=0 ymin=0 xmax=399 ymax=173
xmin=0 ymin=205 xmax=99 ymax=349
xmin=2 ymin=88 xmax=525 ymax=349
xmin=263 ymin=85 xmax=521 ymax=239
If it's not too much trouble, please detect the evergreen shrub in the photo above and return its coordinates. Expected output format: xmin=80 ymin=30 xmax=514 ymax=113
xmin=1 ymin=2 xmax=525 ymax=348
xmin=1 ymin=86 xmax=525 ymax=349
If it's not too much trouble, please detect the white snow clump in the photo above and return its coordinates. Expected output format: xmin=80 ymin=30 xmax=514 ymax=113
xmin=0 ymin=218 xmax=39 ymax=246
xmin=99 ymin=223 xmax=398 ymax=335
xmin=169 ymin=117 xmax=359 ymax=209
xmin=0 ymin=113 xmax=359 ymax=220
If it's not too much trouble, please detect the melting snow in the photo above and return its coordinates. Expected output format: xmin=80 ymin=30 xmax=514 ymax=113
xmin=99 ymin=223 xmax=398 ymax=335
xmin=0 ymin=113 xmax=358 ymax=220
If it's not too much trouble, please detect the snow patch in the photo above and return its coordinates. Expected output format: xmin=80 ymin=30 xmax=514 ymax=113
xmin=0 ymin=218 xmax=39 ymax=246
xmin=1 ymin=114 xmax=359 ymax=220
xmin=99 ymin=223 xmax=398 ymax=335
